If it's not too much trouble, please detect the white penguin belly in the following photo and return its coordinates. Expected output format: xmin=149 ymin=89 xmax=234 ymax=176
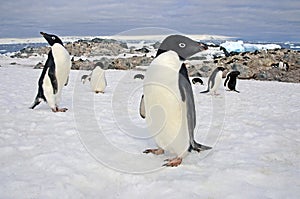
xmin=210 ymin=72 xmax=222 ymax=93
xmin=52 ymin=43 xmax=71 ymax=91
xmin=144 ymin=66 xmax=190 ymax=157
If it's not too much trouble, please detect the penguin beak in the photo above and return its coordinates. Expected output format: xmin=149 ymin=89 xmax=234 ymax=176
xmin=198 ymin=42 xmax=208 ymax=50
xmin=40 ymin=32 xmax=46 ymax=37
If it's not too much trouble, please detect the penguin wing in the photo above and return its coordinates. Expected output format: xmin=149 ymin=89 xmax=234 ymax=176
xmin=45 ymin=50 xmax=58 ymax=94
xmin=224 ymin=73 xmax=230 ymax=87
xmin=178 ymin=64 xmax=196 ymax=142
xmin=64 ymin=76 xmax=69 ymax=86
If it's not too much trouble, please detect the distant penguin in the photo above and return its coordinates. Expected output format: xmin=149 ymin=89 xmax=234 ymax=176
xmin=134 ymin=74 xmax=144 ymax=80
xmin=30 ymin=32 xmax=71 ymax=112
xmin=142 ymin=35 xmax=211 ymax=167
xmin=192 ymin=77 xmax=204 ymax=85
xmin=200 ymin=67 xmax=225 ymax=95
xmin=90 ymin=66 xmax=107 ymax=93
xmin=224 ymin=70 xmax=240 ymax=93
xmin=81 ymin=73 xmax=91 ymax=84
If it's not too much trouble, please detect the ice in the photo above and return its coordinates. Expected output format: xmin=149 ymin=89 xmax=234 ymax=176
xmin=220 ymin=40 xmax=281 ymax=53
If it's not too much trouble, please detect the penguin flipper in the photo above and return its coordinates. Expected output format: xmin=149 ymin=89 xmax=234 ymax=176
xmin=45 ymin=51 xmax=58 ymax=94
xmin=64 ymin=76 xmax=69 ymax=86
xmin=178 ymin=64 xmax=198 ymax=150
xmin=224 ymin=74 xmax=230 ymax=87
xmin=139 ymin=94 xmax=146 ymax=119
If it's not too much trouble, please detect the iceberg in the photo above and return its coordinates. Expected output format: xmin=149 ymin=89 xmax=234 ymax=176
xmin=220 ymin=40 xmax=281 ymax=53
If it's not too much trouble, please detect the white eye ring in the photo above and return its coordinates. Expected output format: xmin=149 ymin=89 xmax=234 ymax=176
xmin=52 ymin=36 xmax=56 ymax=40
xmin=179 ymin=43 xmax=186 ymax=48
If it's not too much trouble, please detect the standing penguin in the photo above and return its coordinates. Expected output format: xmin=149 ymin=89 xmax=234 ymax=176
xmin=30 ymin=32 xmax=71 ymax=112
xmin=90 ymin=66 xmax=107 ymax=93
xmin=224 ymin=70 xmax=240 ymax=93
xmin=142 ymin=35 xmax=211 ymax=167
xmin=200 ymin=67 xmax=225 ymax=95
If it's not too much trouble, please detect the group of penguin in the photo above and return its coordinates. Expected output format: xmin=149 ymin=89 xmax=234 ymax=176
xmin=195 ymin=67 xmax=241 ymax=94
xmin=30 ymin=32 xmax=241 ymax=167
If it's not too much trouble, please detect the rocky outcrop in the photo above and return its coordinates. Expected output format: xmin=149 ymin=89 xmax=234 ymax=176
xmin=189 ymin=48 xmax=300 ymax=83
xmin=14 ymin=38 xmax=299 ymax=83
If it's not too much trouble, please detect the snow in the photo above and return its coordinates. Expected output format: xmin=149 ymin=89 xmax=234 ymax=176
xmin=1 ymin=61 xmax=300 ymax=198
xmin=220 ymin=40 xmax=281 ymax=53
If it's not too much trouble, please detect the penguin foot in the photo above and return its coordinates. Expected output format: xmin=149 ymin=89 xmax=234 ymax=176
xmin=52 ymin=107 xmax=68 ymax=112
xmin=95 ymin=91 xmax=104 ymax=94
xmin=162 ymin=157 xmax=182 ymax=167
xmin=143 ymin=148 xmax=164 ymax=155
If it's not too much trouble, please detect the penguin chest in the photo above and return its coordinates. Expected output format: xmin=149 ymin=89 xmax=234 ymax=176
xmin=144 ymin=67 xmax=190 ymax=156
xmin=51 ymin=44 xmax=71 ymax=89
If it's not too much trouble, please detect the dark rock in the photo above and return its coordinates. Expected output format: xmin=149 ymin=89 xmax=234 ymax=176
xmin=135 ymin=47 xmax=150 ymax=53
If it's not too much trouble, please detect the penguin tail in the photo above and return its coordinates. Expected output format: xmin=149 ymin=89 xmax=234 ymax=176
xmin=188 ymin=141 xmax=212 ymax=152
xmin=29 ymin=97 xmax=42 ymax=109
xmin=200 ymin=90 xmax=209 ymax=94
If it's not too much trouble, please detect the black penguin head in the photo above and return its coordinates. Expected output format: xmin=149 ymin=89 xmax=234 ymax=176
xmin=40 ymin=32 xmax=63 ymax=46
xmin=156 ymin=35 xmax=208 ymax=60
xmin=217 ymin=66 xmax=225 ymax=71
xmin=230 ymin=70 xmax=240 ymax=76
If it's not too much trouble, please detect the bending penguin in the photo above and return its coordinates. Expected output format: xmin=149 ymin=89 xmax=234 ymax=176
xmin=224 ymin=70 xmax=240 ymax=93
xmin=142 ymin=35 xmax=211 ymax=167
xmin=200 ymin=66 xmax=225 ymax=95
xmin=90 ymin=66 xmax=107 ymax=93
xmin=30 ymin=32 xmax=71 ymax=112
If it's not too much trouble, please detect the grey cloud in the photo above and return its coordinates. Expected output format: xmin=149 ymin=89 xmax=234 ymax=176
xmin=0 ymin=0 xmax=299 ymax=41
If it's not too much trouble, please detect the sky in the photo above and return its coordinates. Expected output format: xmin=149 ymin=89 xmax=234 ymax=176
xmin=0 ymin=0 xmax=299 ymax=42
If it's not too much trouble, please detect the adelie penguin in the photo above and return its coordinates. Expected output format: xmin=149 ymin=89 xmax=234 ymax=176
xmin=142 ymin=35 xmax=211 ymax=167
xmin=30 ymin=32 xmax=71 ymax=112
xmin=224 ymin=70 xmax=240 ymax=93
xmin=200 ymin=66 xmax=225 ymax=95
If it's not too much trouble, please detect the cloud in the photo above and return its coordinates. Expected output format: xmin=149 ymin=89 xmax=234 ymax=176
xmin=0 ymin=0 xmax=299 ymax=41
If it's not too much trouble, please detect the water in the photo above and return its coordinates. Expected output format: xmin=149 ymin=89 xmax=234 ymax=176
xmin=0 ymin=43 xmax=47 ymax=54
xmin=0 ymin=40 xmax=299 ymax=55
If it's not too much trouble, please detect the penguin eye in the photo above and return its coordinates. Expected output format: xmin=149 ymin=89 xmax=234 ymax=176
xmin=179 ymin=43 xmax=186 ymax=48
xmin=52 ymin=36 xmax=56 ymax=40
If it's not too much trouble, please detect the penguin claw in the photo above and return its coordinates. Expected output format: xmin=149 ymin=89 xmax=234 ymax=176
xmin=143 ymin=148 xmax=164 ymax=155
xmin=162 ymin=157 xmax=182 ymax=167
xmin=52 ymin=107 xmax=68 ymax=112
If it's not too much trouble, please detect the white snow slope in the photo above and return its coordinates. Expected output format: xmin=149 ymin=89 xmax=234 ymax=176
xmin=0 ymin=65 xmax=299 ymax=199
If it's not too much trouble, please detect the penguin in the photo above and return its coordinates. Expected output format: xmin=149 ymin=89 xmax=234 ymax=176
xmin=142 ymin=35 xmax=211 ymax=167
xmin=200 ymin=67 xmax=225 ymax=95
xmin=133 ymin=74 xmax=145 ymax=80
xmin=224 ymin=70 xmax=240 ymax=93
xmin=90 ymin=66 xmax=107 ymax=93
xmin=192 ymin=77 xmax=204 ymax=85
xmin=81 ymin=73 xmax=91 ymax=84
xmin=30 ymin=32 xmax=71 ymax=112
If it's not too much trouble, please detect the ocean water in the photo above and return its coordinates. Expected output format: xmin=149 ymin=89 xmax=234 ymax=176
xmin=0 ymin=43 xmax=47 ymax=54
xmin=0 ymin=40 xmax=299 ymax=55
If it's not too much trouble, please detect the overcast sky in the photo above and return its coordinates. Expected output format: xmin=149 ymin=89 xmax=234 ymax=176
xmin=0 ymin=0 xmax=299 ymax=41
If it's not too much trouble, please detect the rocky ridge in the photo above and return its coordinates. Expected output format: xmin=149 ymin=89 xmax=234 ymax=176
xmin=10 ymin=38 xmax=300 ymax=83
